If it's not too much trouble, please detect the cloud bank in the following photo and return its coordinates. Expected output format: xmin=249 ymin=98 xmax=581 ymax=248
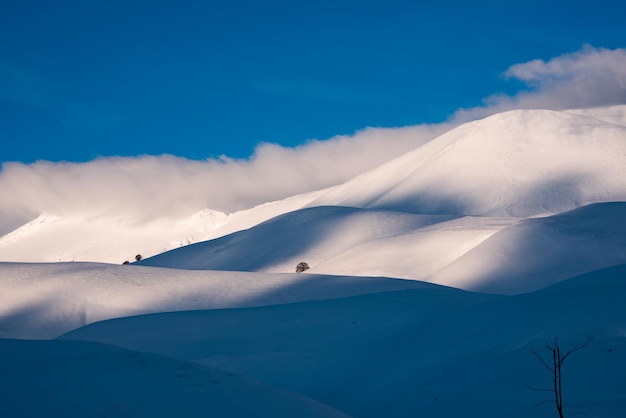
xmin=0 ymin=124 xmax=446 ymax=232
xmin=2 ymin=45 xmax=625 ymax=233
xmin=453 ymin=45 xmax=626 ymax=121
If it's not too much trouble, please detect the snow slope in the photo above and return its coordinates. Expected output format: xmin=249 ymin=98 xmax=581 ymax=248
xmin=137 ymin=206 xmax=462 ymax=272
xmin=0 ymin=338 xmax=349 ymax=418
xmin=427 ymin=201 xmax=626 ymax=293
xmin=309 ymin=107 xmax=626 ymax=217
xmin=62 ymin=264 xmax=626 ymax=418
xmin=0 ymin=261 xmax=430 ymax=339
xmin=2 ymin=105 xmax=626 ymax=417
xmin=1 ymin=106 xmax=625 ymax=265
xmin=139 ymin=201 xmax=626 ymax=294
xmin=15 ymin=199 xmax=625 ymax=340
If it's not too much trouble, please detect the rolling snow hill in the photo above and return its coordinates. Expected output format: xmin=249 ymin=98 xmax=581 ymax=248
xmin=61 ymin=265 xmax=626 ymax=418
xmin=1 ymin=106 xmax=626 ymax=266
xmin=0 ymin=338 xmax=349 ymax=418
xmin=427 ymin=201 xmax=626 ymax=293
xmin=0 ymin=261 xmax=430 ymax=339
xmin=139 ymin=201 xmax=626 ymax=294
xmin=137 ymin=206 xmax=462 ymax=272
xmin=1 ymin=105 xmax=626 ymax=417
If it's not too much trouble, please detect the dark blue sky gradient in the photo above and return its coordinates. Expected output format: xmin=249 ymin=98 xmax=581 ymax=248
xmin=1 ymin=0 xmax=625 ymax=163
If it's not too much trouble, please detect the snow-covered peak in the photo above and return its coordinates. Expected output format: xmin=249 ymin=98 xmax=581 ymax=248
xmin=309 ymin=107 xmax=626 ymax=216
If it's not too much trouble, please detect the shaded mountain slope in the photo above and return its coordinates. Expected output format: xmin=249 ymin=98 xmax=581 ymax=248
xmin=62 ymin=265 xmax=626 ymax=418
xmin=0 ymin=261 xmax=428 ymax=339
xmin=0 ymin=338 xmax=349 ymax=418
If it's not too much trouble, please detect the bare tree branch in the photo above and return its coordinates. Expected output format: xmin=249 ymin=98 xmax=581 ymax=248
xmin=560 ymin=338 xmax=592 ymax=363
xmin=524 ymin=344 xmax=554 ymax=372
xmin=526 ymin=383 xmax=555 ymax=393
xmin=533 ymin=399 xmax=556 ymax=407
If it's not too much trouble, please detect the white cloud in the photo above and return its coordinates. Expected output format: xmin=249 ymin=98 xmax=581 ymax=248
xmin=453 ymin=45 xmax=626 ymax=122
xmin=2 ymin=45 xmax=625 ymax=231
xmin=0 ymin=124 xmax=447 ymax=225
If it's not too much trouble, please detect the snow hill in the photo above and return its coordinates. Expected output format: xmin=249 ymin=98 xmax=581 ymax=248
xmin=2 ymin=105 xmax=626 ymax=416
xmin=60 ymin=264 xmax=626 ymax=418
xmin=308 ymin=107 xmax=626 ymax=216
xmin=0 ymin=262 xmax=428 ymax=339
xmin=2 ymin=106 xmax=626 ymax=267
xmin=0 ymin=338 xmax=350 ymax=418
xmin=1 ymin=259 xmax=625 ymax=417
xmin=137 ymin=201 xmax=626 ymax=294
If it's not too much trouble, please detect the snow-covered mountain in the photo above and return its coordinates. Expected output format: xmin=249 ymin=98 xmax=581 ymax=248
xmin=308 ymin=107 xmax=626 ymax=216
xmin=137 ymin=201 xmax=626 ymax=294
xmin=2 ymin=106 xmax=626 ymax=266
xmin=2 ymin=105 xmax=626 ymax=417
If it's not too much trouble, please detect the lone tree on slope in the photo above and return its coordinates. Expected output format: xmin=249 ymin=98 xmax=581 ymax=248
xmin=295 ymin=262 xmax=310 ymax=273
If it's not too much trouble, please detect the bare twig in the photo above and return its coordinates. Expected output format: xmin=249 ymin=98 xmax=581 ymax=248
xmin=560 ymin=338 xmax=592 ymax=363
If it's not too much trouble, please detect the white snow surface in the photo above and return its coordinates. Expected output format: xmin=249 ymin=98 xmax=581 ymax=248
xmin=0 ymin=261 xmax=430 ymax=339
xmin=62 ymin=265 xmax=626 ymax=418
xmin=309 ymin=107 xmax=626 ymax=216
xmin=138 ymin=206 xmax=464 ymax=273
xmin=427 ymin=201 xmax=626 ymax=293
xmin=2 ymin=106 xmax=626 ymax=265
xmin=2 ymin=106 xmax=626 ymax=417
xmin=0 ymin=338 xmax=349 ymax=418
xmin=139 ymin=202 xmax=626 ymax=294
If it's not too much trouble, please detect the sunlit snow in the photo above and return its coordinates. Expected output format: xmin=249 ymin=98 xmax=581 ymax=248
xmin=1 ymin=106 xmax=625 ymax=417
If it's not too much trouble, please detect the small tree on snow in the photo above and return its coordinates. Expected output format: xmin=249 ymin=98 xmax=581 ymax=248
xmin=135 ymin=254 xmax=142 ymax=262
xmin=295 ymin=262 xmax=310 ymax=273
xmin=524 ymin=337 xmax=591 ymax=418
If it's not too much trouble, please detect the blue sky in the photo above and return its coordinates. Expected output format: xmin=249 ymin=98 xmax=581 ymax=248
xmin=2 ymin=0 xmax=625 ymax=164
